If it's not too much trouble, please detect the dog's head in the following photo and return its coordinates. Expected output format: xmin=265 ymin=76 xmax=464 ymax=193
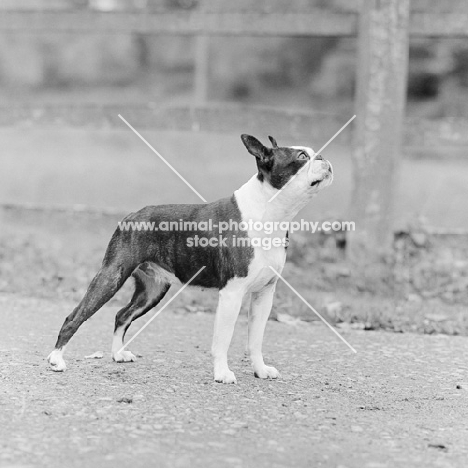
xmin=241 ymin=134 xmax=333 ymax=197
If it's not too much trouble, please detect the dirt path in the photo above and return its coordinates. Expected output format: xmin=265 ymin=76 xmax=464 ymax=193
xmin=1 ymin=294 xmax=468 ymax=468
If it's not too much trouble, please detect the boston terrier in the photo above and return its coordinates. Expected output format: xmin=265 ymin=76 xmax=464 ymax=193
xmin=48 ymin=134 xmax=333 ymax=383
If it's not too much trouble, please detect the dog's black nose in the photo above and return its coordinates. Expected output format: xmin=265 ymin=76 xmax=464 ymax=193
xmin=315 ymin=154 xmax=323 ymax=160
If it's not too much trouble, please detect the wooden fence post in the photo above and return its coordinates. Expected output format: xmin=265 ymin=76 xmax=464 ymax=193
xmin=348 ymin=0 xmax=410 ymax=261
xmin=194 ymin=34 xmax=209 ymax=104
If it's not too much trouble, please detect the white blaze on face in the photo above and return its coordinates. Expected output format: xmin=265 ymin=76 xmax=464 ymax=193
xmin=290 ymin=145 xmax=315 ymax=155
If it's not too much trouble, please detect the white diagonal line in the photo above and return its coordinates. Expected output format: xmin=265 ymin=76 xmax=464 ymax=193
xmin=269 ymin=266 xmax=357 ymax=354
xmin=118 ymin=266 xmax=206 ymax=354
xmin=268 ymin=114 xmax=356 ymax=203
xmin=118 ymin=114 xmax=208 ymax=203
xmin=315 ymin=114 xmax=356 ymax=155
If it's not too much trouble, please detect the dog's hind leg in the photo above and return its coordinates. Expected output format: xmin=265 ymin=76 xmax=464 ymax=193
xmin=112 ymin=263 xmax=170 ymax=363
xmin=48 ymin=262 xmax=133 ymax=372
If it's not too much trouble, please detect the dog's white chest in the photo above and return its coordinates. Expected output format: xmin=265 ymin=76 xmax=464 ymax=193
xmin=231 ymin=176 xmax=290 ymax=290
xmin=245 ymin=246 xmax=286 ymax=291
xmin=255 ymin=245 xmax=287 ymax=270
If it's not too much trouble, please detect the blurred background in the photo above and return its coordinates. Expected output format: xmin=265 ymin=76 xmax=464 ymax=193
xmin=1 ymin=0 xmax=468 ymax=226
xmin=1 ymin=0 xmax=468 ymax=333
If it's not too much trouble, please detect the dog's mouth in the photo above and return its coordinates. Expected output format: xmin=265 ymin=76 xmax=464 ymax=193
xmin=310 ymin=161 xmax=333 ymax=187
xmin=310 ymin=174 xmax=328 ymax=187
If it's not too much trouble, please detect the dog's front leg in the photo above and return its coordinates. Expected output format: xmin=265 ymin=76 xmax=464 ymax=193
xmin=211 ymin=287 xmax=244 ymax=384
xmin=248 ymin=282 xmax=281 ymax=379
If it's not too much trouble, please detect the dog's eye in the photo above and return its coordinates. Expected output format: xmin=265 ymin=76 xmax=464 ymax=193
xmin=297 ymin=152 xmax=309 ymax=160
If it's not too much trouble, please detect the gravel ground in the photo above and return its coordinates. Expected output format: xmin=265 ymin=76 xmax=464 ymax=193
xmin=1 ymin=293 xmax=468 ymax=468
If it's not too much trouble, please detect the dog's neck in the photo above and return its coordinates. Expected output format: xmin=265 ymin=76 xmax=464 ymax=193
xmin=234 ymin=174 xmax=312 ymax=224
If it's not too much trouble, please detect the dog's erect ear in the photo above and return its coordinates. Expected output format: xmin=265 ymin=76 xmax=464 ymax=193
xmin=241 ymin=134 xmax=271 ymax=161
xmin=268 ymin=136 xmax=278 ymax=148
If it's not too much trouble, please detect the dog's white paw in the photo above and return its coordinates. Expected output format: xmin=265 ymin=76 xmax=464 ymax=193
xmin=112 ymin=350 xmax=137 ymax=363
xmin=254 ymin=365 xmax=281 ymax=379
xmin=48 ymin=349 xmax=67 ymax=372
xmin=214 ymin=369 xmax=237 ymax=384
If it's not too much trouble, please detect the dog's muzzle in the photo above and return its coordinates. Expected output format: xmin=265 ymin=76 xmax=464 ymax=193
xmin=310 ymin=156 xmax=332 ymax=186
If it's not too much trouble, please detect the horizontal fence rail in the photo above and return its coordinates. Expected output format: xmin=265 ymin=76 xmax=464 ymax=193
xmin=0 ymin=104 xmax=343 ymax=143
xmin=2 ymin=104 xmax=468 ymax=151
xmin=2 ymin=0 xmax=468 ymax=14
xmin=0 ymin=10 xmax=357 ymax=36
xmin=0 ymin=9 xmax=468 ymax=36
